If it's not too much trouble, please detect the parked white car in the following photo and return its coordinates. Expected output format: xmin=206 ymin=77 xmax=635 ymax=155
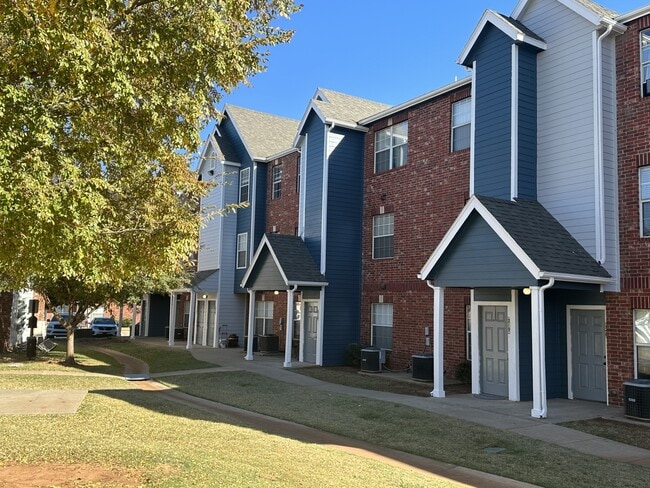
xmin=45 ymin=314 xmax=69 ymax=339
xmin=89 ymin=317 xmax=118 ymax=337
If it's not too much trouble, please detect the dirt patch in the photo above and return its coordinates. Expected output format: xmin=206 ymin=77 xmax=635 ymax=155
xmin=0 ymin=463 xmax=144 ymax=487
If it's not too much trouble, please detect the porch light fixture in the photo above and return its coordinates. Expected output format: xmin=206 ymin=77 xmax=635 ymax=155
xmin=274 ymin=290 xmax=279 ymax=295
xmin=202 ymin=294 xmax=207 ymax=299
xmin=522 ymin=288 xmax=531 ymax=296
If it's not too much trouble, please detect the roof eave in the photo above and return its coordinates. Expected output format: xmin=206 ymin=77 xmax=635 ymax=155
xmin=288 ymin=281 xmax=329 ymax=287
xmin=538 ymin=272 xmax=611 ymax=285
xmin=360 ymin=77 xmax=472 ymax=125
xmin=617 ymin=6 xmax=650 ymax=24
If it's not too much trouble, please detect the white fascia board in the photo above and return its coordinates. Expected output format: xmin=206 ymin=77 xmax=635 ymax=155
xmin=264 ymin=147 xmax=300 ymax=162
xmin=418 ymin=196 xmax=541 ymax=281
xmin=359 ymin=77 xmax=472 ymax=126
xmin=326 ymin=117 xmax=368 ymax=132
xmin=196 ymin=133 xmax=219 ymax=174
xmin=538 ymin=272 xmax=611 ymax=285
xmin=223 ymin=105 xmax=257 ymax=162
xmin=292 ymin=102 xmax=327 ymax=147
xmin=514 ymin=0 xmax=622 ymax=30
xmin=222 ymin=160 xmax=241 ymax=168
xmin=240 ymin=234 xmax=289 ymax=289
xmin=288 ymin=281 xmax=329 ymax=287
xmin=457 ymin=10 xmax=547 ymax=66
xmin=617 ymin=6 xmax=650 ymax=24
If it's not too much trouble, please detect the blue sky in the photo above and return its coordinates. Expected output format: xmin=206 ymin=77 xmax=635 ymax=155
xmin=206 ymin=0 xmax=645 ymax=137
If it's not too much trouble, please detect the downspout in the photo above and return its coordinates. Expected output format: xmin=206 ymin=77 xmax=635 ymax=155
xmin=537 ymin=277 xmax=555 ymax=418
xmin=594 ymin=23 xmax=614 ymax=264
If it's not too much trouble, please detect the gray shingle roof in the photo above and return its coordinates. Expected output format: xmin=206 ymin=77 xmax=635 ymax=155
xmin=574 ymin=0 xmax=618 ymax=18
xmin=225 ymin=105 xmax=299 ymax=161
xmin=264 ymin=234 xmax=327 ymax=285
xmin=313 ymin=88 xmax=391 ymax=126
xmin=477 ymin=196 xmax=610 ymax=279
xmin=496 ymin=13 xmax=546 ymax=43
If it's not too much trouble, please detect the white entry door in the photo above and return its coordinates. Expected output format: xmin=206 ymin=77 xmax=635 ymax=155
xmin=304 ymin=301 xmax=319 ymax=363
xmin=481 ymin=306 xmax=509 ymax=397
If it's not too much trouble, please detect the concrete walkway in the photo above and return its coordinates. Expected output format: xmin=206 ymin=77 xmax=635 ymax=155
xmin=152 ymin=339 xmax=650 ymax=468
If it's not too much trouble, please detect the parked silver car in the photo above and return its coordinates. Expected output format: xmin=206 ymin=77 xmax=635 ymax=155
xmin=90 ymin=317 xmax=118 ymax=337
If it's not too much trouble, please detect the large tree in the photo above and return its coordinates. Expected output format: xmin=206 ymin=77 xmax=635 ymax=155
xmin=0 ymin=0 xmax=299 ymax=360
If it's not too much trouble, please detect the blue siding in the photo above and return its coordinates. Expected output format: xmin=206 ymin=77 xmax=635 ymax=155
xmin=302 ymin=112 xmax=324 ymax=265
xmin=518 ymin=292 xmax=533 ymax=401
xmin=431 ymin=212 xmax=536 ymax=287
xmin=322 ymin=128 xmax=364 ymax=365
xmin=517 ymin=45 xmax=538 ymax=200
xmin=472 ymin=25 xmax=513 ymax=200
xmin=220 ymin=118 xmax=254 ymax=293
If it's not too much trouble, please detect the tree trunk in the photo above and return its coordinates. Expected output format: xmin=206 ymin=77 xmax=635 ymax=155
xmin=65 ymin=326 xmax=75 ymax=365
xmin=0 ymin=292 xmax=13 ymax=353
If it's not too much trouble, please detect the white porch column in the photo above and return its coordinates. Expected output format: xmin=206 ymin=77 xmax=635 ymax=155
xmin=186 ymin=292 xmax=196 ymax=350
xmin=530 ymin=286 xmax=543 ymax=417
xmin=168 ymin=292 xmax=177 ymax=346
xmin=284 ymin=286 xmax=297 ymax=368
xmin=432 ymin=285 xmax=445 ymax=398
xmin=245 ymin=289 xmax=256 ymax=361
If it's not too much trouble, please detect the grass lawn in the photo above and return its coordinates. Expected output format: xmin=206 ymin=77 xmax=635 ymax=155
xmin=560 ymin=418 xmax=650 ymax=450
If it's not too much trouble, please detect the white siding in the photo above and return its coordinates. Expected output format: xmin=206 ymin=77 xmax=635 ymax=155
xmin=520 ymin=0 xmax=598 ymax=257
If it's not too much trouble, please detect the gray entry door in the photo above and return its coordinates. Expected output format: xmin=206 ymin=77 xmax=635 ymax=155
xmin=571 ymin=309 xmax=607 ymax=402
xmin=481 ymin=306 xmax=508 ymax=397
xmin=304 ymin=302 xmax=319 ymax=363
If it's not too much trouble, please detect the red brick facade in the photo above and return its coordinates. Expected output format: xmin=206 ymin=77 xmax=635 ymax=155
xmin=361 ymin=86 xmax=471 ymax=372
xmin=266 ymin=151 xmax=301 ymax=236
xmin=608 ymin=14 xmax=650 ymax=404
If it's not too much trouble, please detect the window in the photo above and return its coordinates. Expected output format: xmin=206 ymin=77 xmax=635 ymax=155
xmin=272 ymin=165 xmax=282 ymax=199
xmin=239 ymin=168 xmax=250 ymax=203
xmin=236 ymin=233 xmax=247 ymax=269
xmin=452 ymin=98 xmax=471 ymax=151
xmin=642 ymin=30 xmax=650 ymax=96
xmin=640 ymin=167 xmax=650 ymax=236
xmin=255 ymin=301 xmax=274 ymax=335
xmin=634 ymin=310 xmax=650 ymax=379
xmin=371 ymin=303 xmax=393 ymax=349
xmin=372 ymin=213 xmax=394 ymax=259
xmin=374 ymin=121 xmax=408 ymax=173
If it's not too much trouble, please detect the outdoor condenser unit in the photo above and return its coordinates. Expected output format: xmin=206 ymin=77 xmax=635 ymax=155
xmin=360 ymin=348 xmax=381 ymax=373
xmin=623 ymin=379 xmax=650 ymax=421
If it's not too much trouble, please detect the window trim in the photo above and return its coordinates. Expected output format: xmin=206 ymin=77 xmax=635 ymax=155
xmin=236 ymin=232 xmax=248 ymax=269
xmin=255 ymin=300 xmax=274 ymax=336
xmin=633 ymin=309 xmax=650 ymax=379
xmin=371 ymin=302 xmax=393 ymax=350
xmin=451 ymin=98 xmax=471 ymax=152
xmin=239 ymin=167 xmax=250 ymax=204
xmin=640 ymin=167 xmax=650 ymax=237
xmin=641 ymin=29 xmax=650 ymax=97
xmin=372 ymin=213 xmax=394 ymax=259
xmin=272 ymin=164 xmax=282 ymax=200
xmin=374 ymin=121 xmax=408 ymax=173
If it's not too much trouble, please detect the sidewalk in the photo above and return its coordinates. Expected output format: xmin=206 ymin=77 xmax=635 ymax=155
xmin=153 ymin=338 xmax=650 ymax=468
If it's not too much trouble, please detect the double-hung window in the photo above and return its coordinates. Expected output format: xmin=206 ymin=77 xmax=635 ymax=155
xmin=372 ymin=213 xmax=394 ymax=259
xmin=451 ymin=98 xmax=471 ymax=151
xmin=255 ymin=301 xmax=274 ymax=336
xmin=272 ymin=165 xmax=282 ymax=199
xmin=371 ymin=303 xmax=393 ymax=350
xmin=239 ymin=168 xmax=250 ymax=203
xmin=236 ymin=233 xmax=248 ymax=269
xmin=640 ymin=167 xmax=650 ymax=236
xmin=633 ymin=310 xmax=650 ymax=379
xmin=374 ymin=121 xmax=408 ymax=173
xmin=642 ymin=29 xmax=650 ymax=96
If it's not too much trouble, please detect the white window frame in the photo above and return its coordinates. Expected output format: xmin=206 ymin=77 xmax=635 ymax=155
xmin=371 ymin=303 xmax=393 ymax=350
xmin=640 ymin=167 xmax=650 ymax=237
xmin=239 ymin=167 xmax=250 ymax=203
xmin=372 ymin=213 xmax=394 ymax=259
xmin=255 ymin=300 xmax=274 ymax=336
xmin=634 ymin=309 xmax=650 ymax=379
xmin=451 ymin=98 xmax=471 ymax=152
xmin=374 ymin=121 xmax=408 ymax=173
xmin=236 ymin=233 xmax=248 ymax=269
xmin=641 ymin=29 xmax=650 ymax=96
xmin=272 ymin=165 xmax=282 ymax=199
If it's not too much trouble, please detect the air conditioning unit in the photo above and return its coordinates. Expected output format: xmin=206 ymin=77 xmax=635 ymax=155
xmin=412 ymin=354 xmax=434 ymax=382
xmin=360 ymin=348 xmax=381 ymax=373
xmin=624 ymin=379 xmax=650 ymax=420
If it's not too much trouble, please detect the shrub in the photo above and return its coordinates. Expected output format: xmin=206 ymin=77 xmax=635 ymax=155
xmin=455 ymin=360 xmax=471 ymax=384
xmin=345 ymin=343 xmax=362 ymax=368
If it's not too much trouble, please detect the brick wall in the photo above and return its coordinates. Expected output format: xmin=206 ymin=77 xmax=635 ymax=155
xmin=610 ymin=14 xmax=650 ymax=404
xmin=266 ymin=151 xmax=301 ymax=235
xmin=361 ymin=86 xmax=471 ymax=373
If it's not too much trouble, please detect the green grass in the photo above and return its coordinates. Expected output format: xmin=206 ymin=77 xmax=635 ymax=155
xmin=88 ymin=339 xmax=217 ymax=373
xmin=560 ymin=418 xmax=650 ymax=450
xmin=0 ymin=374 xmax=460 ymax=487
xmin=159 ymin=371 xmax=650 ymax=488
